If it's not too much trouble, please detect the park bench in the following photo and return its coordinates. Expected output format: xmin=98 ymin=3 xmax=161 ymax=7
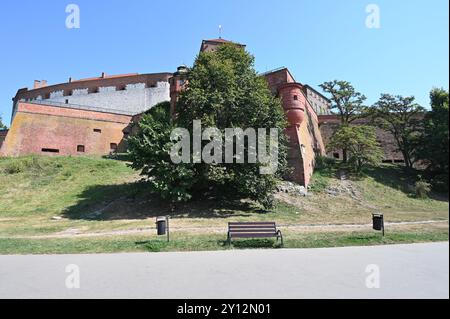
xmin=227 ymin=222 xmax=283 ymax=246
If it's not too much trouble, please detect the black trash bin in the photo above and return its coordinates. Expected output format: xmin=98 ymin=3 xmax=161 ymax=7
xmin=372 ymin=213 xmax=384 ymax=235
xmin=156 ymin=217 xmax=166 ymax=235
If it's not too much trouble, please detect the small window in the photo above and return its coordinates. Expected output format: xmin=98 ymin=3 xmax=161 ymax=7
xmin=382 ymin=160 xmax=394 ymax=163
xmin=333 ymin=153 xmax=340 ymax=159
xmin=65 ymin=99 xmax=69 ymax=104
xmin=110 ymin=143 xmax=118 ymax=152
xmin=77 ymin=145 xmax=85 ymax=152
xmin=293 ymin=95 xmax=298 ymax=101
xmin=42 ymin=148 xmax=59 ymax=153
xmin=93 ymin=128 xmax=102 ymax=133
xmin=394 ymin=159 xmax=405 ymax=164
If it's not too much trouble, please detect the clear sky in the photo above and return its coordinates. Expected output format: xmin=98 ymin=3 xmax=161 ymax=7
xmin=0 ymin=0 xmax=448 ymax=124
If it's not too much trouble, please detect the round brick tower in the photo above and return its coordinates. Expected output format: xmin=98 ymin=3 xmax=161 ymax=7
xmin=278 ymin=82 xmax=307 ymax=185
xmin=277 ymin=82 xmax=306 ymax=127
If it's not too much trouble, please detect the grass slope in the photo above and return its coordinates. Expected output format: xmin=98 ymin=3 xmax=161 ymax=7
xmin=0 ymin=155 xmax=448 ymax=254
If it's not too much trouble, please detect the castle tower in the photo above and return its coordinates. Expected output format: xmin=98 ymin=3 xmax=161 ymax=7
xmin=169 ymin=64 xmax=189 ymax=119
xmin=278 ymin=82 xmax=308 ymax=184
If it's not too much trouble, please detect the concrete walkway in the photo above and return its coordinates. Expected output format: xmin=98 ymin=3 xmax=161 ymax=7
xmin=0 ymin=242 xmax=448 ymax=299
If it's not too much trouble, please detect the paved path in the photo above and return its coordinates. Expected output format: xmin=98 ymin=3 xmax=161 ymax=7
xmin=0 ymin=242 xmax=448 ymax=299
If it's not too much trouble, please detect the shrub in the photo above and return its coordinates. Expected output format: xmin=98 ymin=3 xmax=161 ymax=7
xmin=414 ymin=178 xmax=432 ymax=199
xmin=1 ymin=156 xmax=53 ymax=175
xmin=315 ymin=155 xmax=336 ymax=170
xmin=3 ymin=161 xmax=24 ymax=174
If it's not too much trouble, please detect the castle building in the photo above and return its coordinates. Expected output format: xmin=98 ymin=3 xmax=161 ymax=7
xmin=0 ymin=38 xmax=404 ymax=186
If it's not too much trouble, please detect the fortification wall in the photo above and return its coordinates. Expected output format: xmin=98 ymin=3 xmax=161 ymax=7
xmin=318 ymin=115 xmax=405 ymax=163
xmin=12 ymin=73 xmax=172 ymax=119
xmin=1 ymin=102 xmax=131 ymax=157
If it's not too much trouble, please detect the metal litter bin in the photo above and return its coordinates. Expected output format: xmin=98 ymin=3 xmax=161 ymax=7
xmin=372 ymin=213 xmax=385 ymax=235
xmin=156 ymin=217 xmax=167 ymax=236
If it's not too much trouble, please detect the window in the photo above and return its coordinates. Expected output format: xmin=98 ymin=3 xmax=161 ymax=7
xmin=93 ymin=128 xmax=102 ymax=133
xmin=382 ymin=159 xmax=393 ymax=163
xmin=293 ymin=95 xmax=298 ymax=101
xmin=42 ymin=148 xmax=59 ymax=153
xmin=394 ymin=159 xmax=405 ymax=164
xmin=65 ymin=99 xmax=69 ymax=104
xmin=110 ymin=143 xmax=118 ymax=152
xmin=333 ymin=153 xmax=340 ymax=159
xmin=77 ymin=145 xmax=85 ymax=152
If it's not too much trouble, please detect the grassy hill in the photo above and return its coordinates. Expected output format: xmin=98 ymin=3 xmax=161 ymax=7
xmin=0 ymin=155 xmax=448 ymax=254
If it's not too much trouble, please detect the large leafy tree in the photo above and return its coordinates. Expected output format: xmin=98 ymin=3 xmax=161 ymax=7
xmin=319 ymin=80 xmax=367 ymax=125
xmin=419 ymin=88 xmax=449 ymax=190
xmin=328 ymin=125 xmax=383 ymax=172
xmin=129 ymin=44 xmax=288 ymax=208
xmin=371 ymin=94 xmax=425 ymax=169
xmin=127 ymin=102 xmax=197 ymax=202
xmin=320 ymin=80 xmax=367 ymax=162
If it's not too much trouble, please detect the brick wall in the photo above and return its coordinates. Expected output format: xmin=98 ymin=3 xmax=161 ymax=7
xmin=318 ymin=115 xmax=406 ymax=162
xmin=1 ymin=102 xmax=131 ymax=157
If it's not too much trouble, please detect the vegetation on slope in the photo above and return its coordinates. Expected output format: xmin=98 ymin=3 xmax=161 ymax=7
xmin=0 ymin=155 xmax=447 ymax=254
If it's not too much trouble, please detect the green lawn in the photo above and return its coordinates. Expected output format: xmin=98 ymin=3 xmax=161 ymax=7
xmin=0 ymin=155 xmax=448 ymax=254
xmin=0 ymin=226 xmax=447 ymax=255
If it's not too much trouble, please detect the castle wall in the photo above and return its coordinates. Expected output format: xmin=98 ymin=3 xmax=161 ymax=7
xmin=0 ymin=102 xmax=131 ymax=157
xmin=318 ymin=115 xmax=405 ymax=163
xmin=12 ymin=73 xmax=172 ymax=119
xmin=43 ymin=81 xmax=170 ymax=115
xmin=0 ymin=130 xmax=8 ymax=150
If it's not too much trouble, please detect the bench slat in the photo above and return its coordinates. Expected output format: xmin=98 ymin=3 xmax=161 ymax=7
xmin=229 ymin=222 xmax=275 ymax=226
xmin=230 ymin=229 xmax=276 ymax=233
xmin=230 ymin=233 xmax=278 ymax=238
xmin=228 ymin=226 xmax=276 ymax=230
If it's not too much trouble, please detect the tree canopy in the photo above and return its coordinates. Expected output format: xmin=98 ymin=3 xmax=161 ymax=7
xmin=371 ymin=94 xmax=425 ymax=169
xmin=128 ymin=44 xmax=288 ymax=208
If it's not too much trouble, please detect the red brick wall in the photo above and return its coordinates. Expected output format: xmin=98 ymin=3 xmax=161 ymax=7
xmin=0 ymin=130 xmax=8 ymax=151
xmin=1 ymin=102 xmax=131 ymax=157
xmin=318 ymin=114 xmax=407 ymax=162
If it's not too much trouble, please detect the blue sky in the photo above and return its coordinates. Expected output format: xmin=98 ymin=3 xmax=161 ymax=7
xmin=0 ymin=0 xmax=448 ymax=124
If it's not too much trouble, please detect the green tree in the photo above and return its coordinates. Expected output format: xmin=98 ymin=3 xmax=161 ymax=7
xmin=328 ymin=125 xmax=383 ymax=172
xmin=419 ymin=88 xmax=449 ymax=190
xmin=371 ymin=94 xmax=425 ymax=169
xmin=127 ymin=102 xmax=197 ymax=202
xmin=129 ymin=44 xmax=288 ymax=208
xmin=320 ymin=80 xmax=367 ymax=162
xmin=0 ymin=116 xmax=7 ymax=129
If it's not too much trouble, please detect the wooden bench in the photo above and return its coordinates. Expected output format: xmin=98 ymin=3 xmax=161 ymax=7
xmin=227 ymin=222 xmax=283 ymax=246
